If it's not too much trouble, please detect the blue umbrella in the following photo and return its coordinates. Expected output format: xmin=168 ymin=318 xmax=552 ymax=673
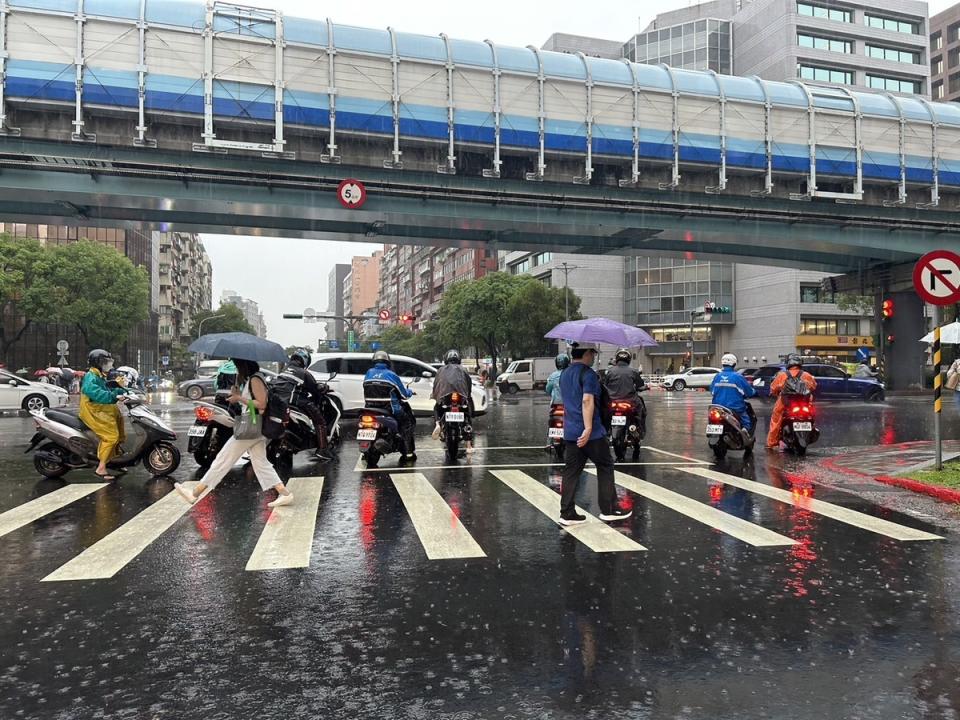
xmin=187 ymin=332 xmax=288 ymax=363
xmin=545 ymin=318 xmax=658 ymax=348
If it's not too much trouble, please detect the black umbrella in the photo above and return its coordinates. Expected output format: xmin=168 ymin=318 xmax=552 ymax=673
xmin=187 ymin=332 xmax=288 ymax=364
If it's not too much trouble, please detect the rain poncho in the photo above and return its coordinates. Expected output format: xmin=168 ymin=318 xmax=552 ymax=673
xmin=766 ymin=369 xmax=817 ymax=448
xmin=431 ymin=364 xmax=472 ymax=402
xmin=78 ymin=368 xmax=127 ymax=464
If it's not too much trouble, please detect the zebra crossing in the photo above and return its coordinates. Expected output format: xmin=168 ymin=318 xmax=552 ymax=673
xmin=0 ymin=461 xmax=944 ymax=583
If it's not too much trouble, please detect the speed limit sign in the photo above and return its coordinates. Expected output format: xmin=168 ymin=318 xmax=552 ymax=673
xmin=337 ymin=179 xmax=367 ymax=209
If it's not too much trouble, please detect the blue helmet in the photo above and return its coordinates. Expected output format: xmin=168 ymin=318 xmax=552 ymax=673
xmin=555 ymin=353 xmax=570 ymax=370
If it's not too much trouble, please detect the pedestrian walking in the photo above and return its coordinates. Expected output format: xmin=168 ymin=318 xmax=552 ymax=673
xmin=947 ymin=356 xmax=960 ymax=411
xmin=558 ymin=342 xmax=631 ymax=526
xmin=175 ymin=358 xmax=293 ymax=507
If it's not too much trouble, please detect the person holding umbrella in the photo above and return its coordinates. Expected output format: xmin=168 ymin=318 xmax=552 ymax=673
xmin=175 ymin=333 xmax=293 ymax=507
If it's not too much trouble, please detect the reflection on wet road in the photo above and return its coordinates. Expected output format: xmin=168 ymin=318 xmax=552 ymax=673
xmin=0 ymin=391 xmax=957 ymax=719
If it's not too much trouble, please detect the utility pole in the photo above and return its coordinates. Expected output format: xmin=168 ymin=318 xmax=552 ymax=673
xmin=559 ymin=262 xmax=579 ymax=321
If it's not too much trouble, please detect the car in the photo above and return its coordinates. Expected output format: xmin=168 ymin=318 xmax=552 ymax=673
xmin=752 ymin=363 xmax=885 ymax=401
xmin=0 ymin=369 xmax=69 ymax=412
xmin=309 ymin=352 xmax=488 ymax=417
xmin=659 ymin=367 xmax=721 ymax=391
xmin=738 ymin=367 xmax=760 ymax=379
xmin=177 ymin=369 xmax=278 ymax=400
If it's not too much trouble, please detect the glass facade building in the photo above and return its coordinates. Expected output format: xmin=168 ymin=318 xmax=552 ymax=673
xmin=622 ymin=18 xmax=732 ymax=73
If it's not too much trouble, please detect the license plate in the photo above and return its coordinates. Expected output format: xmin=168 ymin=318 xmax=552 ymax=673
xmin=445 ymin=412 xmax=465 ymax=422
xmin=793 ymin=422 xmax=812 ymax=431
xmin=357 ymin=429 xmax=377 ymax=441
xmin=706 ymin=424 xmax=724 ymax=435
xmin=611 ymin=415 xmax=627 ymax=426
xmin=548 ymin=428 xmax=564 ymax=439
xmin=187 ymin=425 xmax=207 ymax=438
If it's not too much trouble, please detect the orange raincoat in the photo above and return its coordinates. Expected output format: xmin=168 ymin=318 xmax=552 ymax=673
xmin=767 ymin=368 xmax=817 ymax=448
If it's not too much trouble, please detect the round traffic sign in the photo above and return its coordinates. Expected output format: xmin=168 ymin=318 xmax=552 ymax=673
xmin=913 ymin=250 xmax=960 ymax=306
xmin=56 ymin=340 xmax=69 ymax=351
xmin=337 ymin=179 xmax=367 ymax=209
xmin=378 ymin=308 xmax=390 ymax=322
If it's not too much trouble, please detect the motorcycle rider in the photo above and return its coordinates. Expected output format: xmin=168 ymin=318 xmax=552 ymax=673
xmin=853 ymin=359 xmax=879 ymax=380
xmin=286 ymin=348 xmax=333 ymax=461
xmin=709 ymin=353 xmax=757 ymax=434
xmin=430 ymin=349 xmax=475 ymax=454
xmin=767 ymin=354 xmax=818 ymax=450
xmin=364 ymin=350 xmax=417 ymax=460
xmin=545 ymin=353 xmax=570 ymax=405
xmin=79 ymin=349 xmax=129 ymax=480
xmin=602 ymin=349 xmax=648 ymax=434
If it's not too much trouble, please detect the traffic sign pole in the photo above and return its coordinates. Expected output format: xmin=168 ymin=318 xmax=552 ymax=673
xmin=934 ymin=306 xmax=943 ymax=471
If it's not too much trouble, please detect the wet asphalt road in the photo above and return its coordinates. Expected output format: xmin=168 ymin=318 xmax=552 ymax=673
xmin=1 ymin=391 xmax=959 ymax=720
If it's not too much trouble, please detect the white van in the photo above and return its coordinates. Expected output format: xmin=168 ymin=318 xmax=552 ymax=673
xmin=496 ymin=357 xmax=555 ymax=394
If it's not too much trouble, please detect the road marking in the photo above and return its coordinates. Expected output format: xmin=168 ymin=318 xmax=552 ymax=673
xmin=389 ymin=473 xmax=486 ymax=560
xmin=589 ymin=470 xmax=795 ymax=547
xmin=643 ymin=446 xmax=712 ymax=465
xmin=679 ymin=467 xmax=944 ymax=542
xmin=42 ymin=482 xmax=204 ymax=582
xmin=491 ymin=470 xmax=646 ymax=553
xmin=418 ymin=446 xmax=552 ymax=452
xmin=245 ymin=477 xmax=325 ymax=571
xmin=358 ymin=462 xmax=702 ymax=473
xmin=0 ymin=484 xmax=108 ymax=539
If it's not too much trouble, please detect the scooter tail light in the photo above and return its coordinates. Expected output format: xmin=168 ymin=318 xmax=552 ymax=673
xmin=194 ymin=406 xmax=214 ymax=422
xmin=359 ymin=414 xmax=378 ymax=429
xmin=451 ymin=392 xmax=461 ymax=403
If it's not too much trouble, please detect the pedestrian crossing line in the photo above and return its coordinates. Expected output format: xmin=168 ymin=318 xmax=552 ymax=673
xmin=643 ymin=446 xmax=712 ymax=465
xmin=389 ymin=473 xmax=486 ymax=560
xmin=358 ymin=462 xmax=702 ymax=473
xmin=679 ymin=467 xmax=944 ymax=542
xmin=245 ymin=477 xmax=325 ymax=572
xmin=41 ymin=482 xmax=204 ymax=582
xmin=589 ymin=470 xmax=795 ymax=548
xmin=491 ymin=470 xmax=647 ymax=553
xmin=0 ymin=484 xmax=109 ymax=539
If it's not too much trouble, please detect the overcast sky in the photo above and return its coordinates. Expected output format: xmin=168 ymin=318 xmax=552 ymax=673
xmin=202 ymin=0 xmax=953 ymax=348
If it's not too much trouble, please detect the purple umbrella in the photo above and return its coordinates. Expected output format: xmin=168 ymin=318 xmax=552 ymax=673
xmin=545 ymin=318 xmax=658 ymax=348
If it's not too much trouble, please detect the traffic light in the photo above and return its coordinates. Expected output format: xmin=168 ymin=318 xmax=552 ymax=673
xmin=881 ymin=298 xmax=894 ymax=320
xmin=886 ymin=333 xmax=895 ymax=345
xmin=398 ymin=314 xmax=415 ymax=324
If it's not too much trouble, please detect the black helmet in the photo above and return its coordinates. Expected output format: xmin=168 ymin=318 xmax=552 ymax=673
xmin=786 ymin=353 xmax=803 ymax=369
xmin=444 ymin=349 xmax=461 ymax=365
xmin=555 ymin=353 xmax=570 ymax=370
xmin=372 ymin=350 xmax=391 ymax=366
xmin=615 ymin=348 xmax=631 ymax=364
xmin=87 ymin=349 xmax=113 ymax=371
xmin=290 ymin=348 xmax=311 ymax=368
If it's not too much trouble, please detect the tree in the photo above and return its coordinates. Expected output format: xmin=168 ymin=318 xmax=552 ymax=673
xmin=505 ymin=278 xmax=581 ymax=358
xmin=438 ymin=272 xmax=520 ymax=373
xmin=835 ymin=293 xmax=874 ymax=316
xmin=0 ymin=234 xmax=58 ymax=362
xmin=375 ymin=324 xmax=417 ymax=356
xmin=42 ymin=240 xmax=150 ymax=349
xmin=189 ymin=305 xmax=254 ymax=338
xmin=284 ymin=344 xmax=314 ymax=357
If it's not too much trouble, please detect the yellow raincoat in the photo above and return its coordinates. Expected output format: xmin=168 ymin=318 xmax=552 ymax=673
xmin=78 ymin=368 xmax=127 ymax=464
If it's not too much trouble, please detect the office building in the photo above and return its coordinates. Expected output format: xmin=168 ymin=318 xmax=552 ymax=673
xmin=325 ymin=263 xmax=351 ymax=345
xmin=930 ymin=3 xmax=960 ymax=101
xmin=221 ymin=290 xmax=267 ymax=338
xmin=157 ymin=232 xmax=212 ymax=365
xmin=349 ymin=252 xmax=382 ymax=316
xmin=542 ymin=32 xmax=623 ymax=59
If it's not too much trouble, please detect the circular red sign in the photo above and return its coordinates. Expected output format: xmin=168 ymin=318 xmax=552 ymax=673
xmin=337 ymin=179 xmax=367 ymax=209
xmin=378 ymin=308 xmax=390 ymax=321
xmin=913 ymin=250 xmax=960 ymax=306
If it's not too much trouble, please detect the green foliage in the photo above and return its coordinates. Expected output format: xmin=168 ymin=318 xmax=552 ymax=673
xmin=190 ymin=305 xmax=254 ymax=338
xmin=43 ymin=240 xmax=151 ymax=349
xmin=835 ymin=293 xmax=874 ymax=315
xmin=284 ymin=344 xmax=314 ymax=357
xmin=0 ymin=234 xmax=58 ymax=360
xmin=505 ymin=278 xmax=581 ymax=358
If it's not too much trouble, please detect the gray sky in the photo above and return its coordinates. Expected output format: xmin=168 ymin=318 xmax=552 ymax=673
xmin=202 ymin=0 xmax=951 ymax=348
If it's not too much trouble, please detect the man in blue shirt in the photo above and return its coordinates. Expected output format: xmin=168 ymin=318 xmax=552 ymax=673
xmin=364 ymin=350 xmax=417 ymax=459
xmin=709 ymin=353 xmax=756 ymax=434
xmin=558 ymin=343 xmax=631 ymax=526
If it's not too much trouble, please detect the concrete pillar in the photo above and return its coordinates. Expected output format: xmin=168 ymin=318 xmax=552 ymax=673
xmin=881 ymin=290 xmax=926 ymax=391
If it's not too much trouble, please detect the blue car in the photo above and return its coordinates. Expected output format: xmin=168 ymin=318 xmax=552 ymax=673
xmin=752 ymin=363 xmax=885 ymax=401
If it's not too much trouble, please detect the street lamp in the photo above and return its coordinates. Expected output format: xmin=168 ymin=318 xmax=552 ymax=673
xmin=194 ymin=313 xmax=225 ymax=369
xmin=558 ymin=262 xmax=579 ymax=321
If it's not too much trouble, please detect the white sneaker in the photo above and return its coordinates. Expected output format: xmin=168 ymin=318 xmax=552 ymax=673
xmin=432 ymin=423 xmax=441 ymax=440
xmin=268 ymin=492 xmax=294 ymax=508
xmin=174 ymin=482 xmax=197 ymax=505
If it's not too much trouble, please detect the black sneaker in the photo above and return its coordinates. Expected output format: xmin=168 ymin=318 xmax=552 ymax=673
xmin=559 ymin=513 xmax=587 ymax=526
xmin=599 ymin=508 xmax=632 ymax=522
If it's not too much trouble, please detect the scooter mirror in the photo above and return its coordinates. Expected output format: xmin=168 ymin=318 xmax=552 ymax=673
xmin=752 ymin=378 xmax=763 ymax=387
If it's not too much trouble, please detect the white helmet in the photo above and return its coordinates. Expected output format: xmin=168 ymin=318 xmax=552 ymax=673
xmin=721 ymin=353 xmax=738 ymax=368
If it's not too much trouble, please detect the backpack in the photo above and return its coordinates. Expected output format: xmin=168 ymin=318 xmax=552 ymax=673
xmin=579 ymin=364 xmax=613 ymax=432
xmin=783 ymin=373 xmax=811 ymax=397
xmin=250 ymin=372 xmax=288 ymax=440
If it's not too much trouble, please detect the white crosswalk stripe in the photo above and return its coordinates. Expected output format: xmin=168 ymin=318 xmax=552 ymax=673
xmin=0 ymin=483 xmax=108 ymax=539
xmin=590 ymin=469 xmax=796 ymax=547
xmin=679 ymin=467 xmax=944 ymax=542
xmin=389 ymin=473 xmax=486 ymax=560
xmin=491 ymin=470 xmax=647 ymax=553
xmin=42 ymin=482 xmax=204 ymax=582
xmin=246 ymin=477 xmax=325 ymax=571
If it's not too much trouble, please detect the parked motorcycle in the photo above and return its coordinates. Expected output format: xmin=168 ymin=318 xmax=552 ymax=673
xmin=358 ymin=380 xmax=416 ymax=468
xmin=547 ymin=403 xmax=565 ymax=461
xmin=779 ymin=392 xmax=819 ymax=455
xmin=26 ymin=394 xmax=180 ymax=479
xmin=436 ymin=391 xmax=470 ymax=462
xmin=609 ymin=397 xmax=646 ymax=461
xmin=187 ymin=392 xmax=235 ymax=467
xmin=705 ymin=403 xmax=756 ymax=459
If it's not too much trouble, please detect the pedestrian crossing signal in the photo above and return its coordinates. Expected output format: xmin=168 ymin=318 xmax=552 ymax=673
xmin=881 ymin=299 xmax=894 ymax=320
xmin=886 ymin=333 xmax=895 ymax=344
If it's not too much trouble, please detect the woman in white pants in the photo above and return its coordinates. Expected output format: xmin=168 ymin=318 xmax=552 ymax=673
xmin=175 ymin=358 xmax=293 ymax=508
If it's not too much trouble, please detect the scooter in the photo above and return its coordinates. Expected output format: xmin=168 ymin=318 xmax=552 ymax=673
xmin=609 ymin=395 xmax=646 ymax=461
xmin=779 ymin=392 xmax=819 ymax=455
xmin=187 ymin=392 xmax=235 ymax=467
xmin=436 ymin=391 xmax=470 ymax=462
xmin=547 ymin=403 xmax=565 ymax=461
xmin=706 ymin=402 xmax=756 ymax=459
xmin=26 ymin=394 xmax=180 ymax=479
xmin=357 ymin=380 xmax=417 ymax=468
xmin=266 ymin=392 xmax=343 ymax=467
